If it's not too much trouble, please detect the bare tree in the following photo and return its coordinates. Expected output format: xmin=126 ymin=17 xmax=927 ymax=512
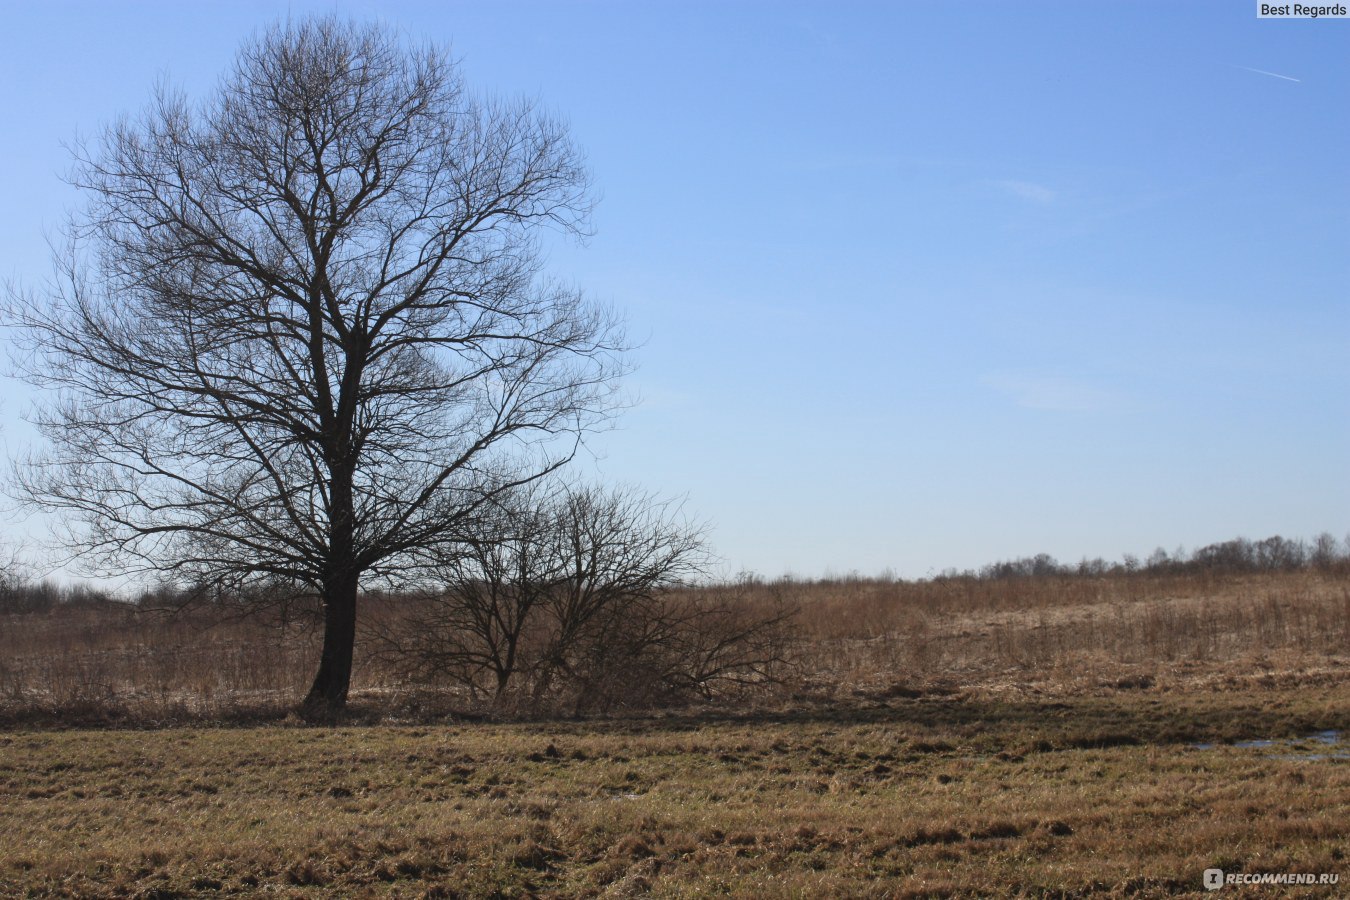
xmin=528 ymin=486 xmax=710 ymax=706
xmin=1310 ymin=532 xmax=1343 ymax=571
xmin=379 ymin=484 xmax=794 ymax=713
xmin=5 ymin=18 xmax=626 ymax=713
xmin=375 ymin=483 xmax=561 ymax=702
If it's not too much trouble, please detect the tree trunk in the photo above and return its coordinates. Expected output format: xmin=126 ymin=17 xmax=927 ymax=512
xmin=305 ymin=461 xmax=358 ymax=715
xmin=304 ymin=572 xmax=358 ymax=714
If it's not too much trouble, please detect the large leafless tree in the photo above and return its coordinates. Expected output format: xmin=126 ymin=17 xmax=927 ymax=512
xmin=6 ymin=18 xmax=626 ymax=713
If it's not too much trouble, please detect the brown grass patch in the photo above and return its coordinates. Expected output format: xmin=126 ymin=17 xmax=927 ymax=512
xmin=0 ymin=685 xmax=1345 ymax=896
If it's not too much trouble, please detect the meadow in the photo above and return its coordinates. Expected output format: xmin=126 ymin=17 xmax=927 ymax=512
xmin=1 ymin=566 xmax=1347 ymax=896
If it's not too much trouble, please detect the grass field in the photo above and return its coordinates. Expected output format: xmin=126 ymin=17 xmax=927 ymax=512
xmin=1 ymin=570 xmax=1347 ymax=896
xmin=1 ymin=687 xmax=1347 ymax=897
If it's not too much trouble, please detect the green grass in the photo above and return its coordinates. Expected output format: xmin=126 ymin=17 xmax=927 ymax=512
xmin=2 ymin=685 xmax=1347 ymax=897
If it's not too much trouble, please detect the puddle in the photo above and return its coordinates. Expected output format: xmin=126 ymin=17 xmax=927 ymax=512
xmin=1276 ymin=730 xmax=1349 ymax=760
xmin=1192 ymin=730 xmax=1344 ymax=759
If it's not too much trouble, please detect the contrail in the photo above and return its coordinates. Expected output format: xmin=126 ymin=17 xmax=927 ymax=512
xmin=1235 ymin=65 xmax=1301 ymax=83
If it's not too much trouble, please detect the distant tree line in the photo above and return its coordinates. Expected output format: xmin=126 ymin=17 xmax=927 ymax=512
xmin=0 ymin=578 xmax=123 ymax=616
xmin=937 ymin=532 xmax=1350 ymax=581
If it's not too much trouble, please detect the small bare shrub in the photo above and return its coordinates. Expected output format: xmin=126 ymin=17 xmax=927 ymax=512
xmin=372 ymin=485 xmax=794 ymax=713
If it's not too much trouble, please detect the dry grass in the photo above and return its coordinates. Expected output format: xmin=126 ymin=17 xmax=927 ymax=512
xmin=0 ymin=686 xmax=1346 ymax=897
xmin=0 ymin=604 xmax=323 ymax=724
xmin=784 ymin=570 xmax=1350 ymax=701
xmin=1 ymin=569 xmax=1347 ymax=895
xmin=2 ymin=570 xmax=1345 ymax=723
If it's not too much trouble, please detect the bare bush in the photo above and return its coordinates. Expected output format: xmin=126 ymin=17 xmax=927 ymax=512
xmin=373 ymin=486 xmax=794 ymax=713
xmin=570 ymin=579 xmax=798 ymax=711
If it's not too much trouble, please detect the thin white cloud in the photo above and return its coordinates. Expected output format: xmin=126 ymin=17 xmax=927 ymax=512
xmin=1234 ymin=65 xmax=1301 ymax=83
xmin=994 ymin=179 xmax=1056 ymax=204
xmin=984 ymin=373 xmax=1115 ymax=412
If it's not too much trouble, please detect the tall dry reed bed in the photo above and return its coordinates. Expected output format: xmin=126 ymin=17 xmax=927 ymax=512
xmin=1 ymin=570 xmax=1347 ymax=724
xmin=782 ymin=571 xmax=1350 ymax=697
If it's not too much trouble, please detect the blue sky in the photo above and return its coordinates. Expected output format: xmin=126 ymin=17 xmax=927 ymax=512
xmin=1 ymin=1 xmax=1347 ymax=580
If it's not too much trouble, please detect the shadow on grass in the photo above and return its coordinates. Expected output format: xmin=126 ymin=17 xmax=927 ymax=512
xmin=3 ymin=685 xmax=1346 ymax=752
xmin=499 ymin=688 xmax=1350 ymax=754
